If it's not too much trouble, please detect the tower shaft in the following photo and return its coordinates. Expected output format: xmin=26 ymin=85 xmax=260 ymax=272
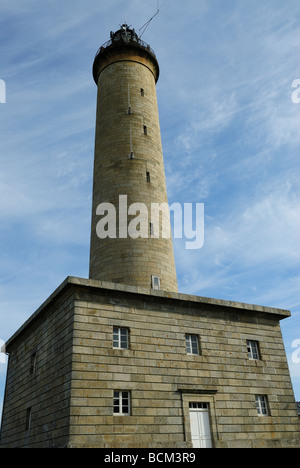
xmin=89 ymin=26 xmax=178 ymax=292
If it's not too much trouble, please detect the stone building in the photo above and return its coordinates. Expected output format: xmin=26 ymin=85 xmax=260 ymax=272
xmin=0 ymin=25 xmax=299 ymax=448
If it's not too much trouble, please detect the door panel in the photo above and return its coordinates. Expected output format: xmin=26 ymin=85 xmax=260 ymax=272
xmin=189 ymin=404 xmax=212 ymax=448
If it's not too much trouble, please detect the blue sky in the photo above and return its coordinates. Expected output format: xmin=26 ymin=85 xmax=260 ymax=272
xmin=1 ymin=0 xmax=300 ymax=422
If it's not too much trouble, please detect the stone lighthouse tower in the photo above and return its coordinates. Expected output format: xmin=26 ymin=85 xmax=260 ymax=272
xmin=89 ymin=24 xmax=178 ymax=292
xmin=1 ymin=23 xmax=299 ymax=450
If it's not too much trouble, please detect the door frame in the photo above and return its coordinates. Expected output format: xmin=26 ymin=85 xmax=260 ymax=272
xmin=179 ymin=390 xmax=219 ymax=448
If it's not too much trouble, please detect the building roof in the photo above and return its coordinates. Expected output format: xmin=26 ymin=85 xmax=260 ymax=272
xmin=5 ymin=276 xmax=291 ymax=351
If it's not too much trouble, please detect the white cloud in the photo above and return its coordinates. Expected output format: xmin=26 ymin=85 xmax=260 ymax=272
xmin=175 ymin=92 xmax=238 ymax=154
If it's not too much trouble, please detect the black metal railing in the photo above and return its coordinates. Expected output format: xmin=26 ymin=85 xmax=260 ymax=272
xmin=94 ymin=36 xmax=156 ymax=60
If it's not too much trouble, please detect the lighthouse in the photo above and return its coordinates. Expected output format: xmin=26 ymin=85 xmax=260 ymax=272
xmin=89 ymin=24 xmax=178 ymax=292
xmin=1 ymin=24 xmax=299 ymax=449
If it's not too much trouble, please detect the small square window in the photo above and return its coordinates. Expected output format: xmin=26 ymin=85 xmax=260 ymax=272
xmin=151 ymin=275 xmax=160 ymax=290
xmin=255 ymin=395 xmax=270 ymax=416
xmin=186 ymin=334 xmax=200 ymax=355
xmin=113 ymin=391 xmax=131 ymax=415
xmin=247 ymin=340 xmax=260 ymax=360
xmin=113 ymin=327 xmax=129 ymax=349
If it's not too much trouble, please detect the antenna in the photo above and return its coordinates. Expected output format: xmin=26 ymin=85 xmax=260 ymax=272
xmin=139 ymin=1 xmax=160 ymax=39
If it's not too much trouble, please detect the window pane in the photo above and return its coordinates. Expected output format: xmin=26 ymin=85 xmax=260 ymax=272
xmin=121 ymin=330 xmax=128 ymax=348
xmin=113 ymin=328 xmax=129 ymax=349
xmin=113 ymin=391 xmax=131 ymax=415
xmin=191 ymin=336 xmax=199 ymax=354
xmin=247 ymin=340 xmax=260 ymax=360
xmin=186 ymin=335 xmax=191 ymax=354
xmin=186 ymin=334 xmax=199 ymax=355
xmin=152 ymin=276 xmax=160 ymax=290
xmin=256 ymin=395 xmax=269 ymax=416
xmin=120 ymin=392 xmax=130 ymax=414
xmin=113 ymin=328 xmax=120 ymax=348
xmin=113 ymin=391 xmax=120 ymax=414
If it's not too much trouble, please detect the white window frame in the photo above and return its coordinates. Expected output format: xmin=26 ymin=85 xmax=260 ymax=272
xmin=186 ymin=334 xmax=200 ymax=355
xmin=255 ymin=395 xmax=269 ymax=416
xmin=113 ymin=391 xmax=131 ymax=416
xmin=113 ymin=327 xmax=129 ymax=350
xmin=151 ymin=275 xmax=160 ymax=290
xmin=247 ymin=340 xmax=260 ymax=360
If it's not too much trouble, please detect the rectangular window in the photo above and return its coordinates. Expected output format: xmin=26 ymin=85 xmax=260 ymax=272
xmin=146 ymin=171 xmax=151 ymax=183
xmin=189 ymin=402 xmax=208 ymax=409
xmin=247 ymin=340 xmax=260 ymax=360
xmin=151 ymin=275 xmax=160 ymax=290
xmin=30 ymin=352 xmax=37 ymax=374
xmin=186 ymin=334 xmax=200 ymax=355
xmin=26 ymin=407 xmax=32 ymax=430
xmin=141 ymin=88 xmax=144 ymax=96
xmin=113 ymin=327 xmax=129 ymax=349
xmin=143 ymin=125 xmax=148 ymax=135
xmin=255 ymin=395 xmax=270 ymax=416
xmin=113 ymin=391 xmax=130 ymax=415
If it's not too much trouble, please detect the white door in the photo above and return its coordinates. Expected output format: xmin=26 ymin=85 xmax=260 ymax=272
xmin=189 ymin=403 xmax=212 ymax=448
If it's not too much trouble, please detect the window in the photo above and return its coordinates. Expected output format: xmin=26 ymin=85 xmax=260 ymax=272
xmin=30 ymin=352 xmax=37 ymax=374
xmin=113 ymin=391 xmax=130 ymax=415
xmin=150 ymin=222 xmax=155 ymax=236
xmin=141 ymin=88 xmax=144 ymax=96
xmin=113 ymin=327 xmax=129 ymax=349
xmin=26 ymin=407 xmax=32 ymax=430
xmin=151 ymin=275 xmax=160 ymax=290
xmin=146 ymin=171 xmax=151 ymax=183
xmin=189 ymin=402 xmax=208 ymax=409
xmin=247 ymin=340 xmax=260 ymax=360
xmin=143 ymin=125 xmax=147 ymax=135
xmin=255 ymin=395 xmax=270 ymax=416
xmin=186 ymin=334 xmax=200 ymax=355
